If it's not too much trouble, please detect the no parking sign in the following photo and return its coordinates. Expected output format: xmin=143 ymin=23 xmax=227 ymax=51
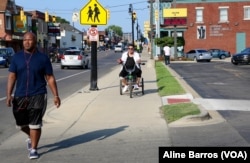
xmin=88 ymin=27 xmax=98 ymax=41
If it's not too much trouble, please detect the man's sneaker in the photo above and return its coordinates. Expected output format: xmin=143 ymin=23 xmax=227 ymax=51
xmin=29 ymin=149 xmax=39 ymax=159
xmin=122 ymin=85 xmax=128 ymax=93
xmin=133 ymin=84 xmax=139 ymax=90
xmin=26 ymin=138 xmax=31 ymax=151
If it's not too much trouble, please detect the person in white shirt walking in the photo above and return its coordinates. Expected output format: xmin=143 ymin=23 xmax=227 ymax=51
xmin=163 ymin=44 xmax=171 ymax=65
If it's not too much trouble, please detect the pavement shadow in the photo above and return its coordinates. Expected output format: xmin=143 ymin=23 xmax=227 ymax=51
xmin=39 ymin=125 xmax=128 ymax=155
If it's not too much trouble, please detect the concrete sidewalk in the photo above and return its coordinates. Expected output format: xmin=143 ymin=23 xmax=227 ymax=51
xmin=0 ymin=50 xmax=172 ymax=163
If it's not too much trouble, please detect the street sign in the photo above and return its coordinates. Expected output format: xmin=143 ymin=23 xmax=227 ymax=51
xmin=72 ymin=12 xmax=79 ymax=22
xmin=47 ymin=22 xmax=60 ymax=37
xmin=163 ymin=8 xmax=187 ymax=18
xmin=80 ymin=0 xmax=107 ymax=25
xmin=88 ymin=27 xmax=98 ymax=41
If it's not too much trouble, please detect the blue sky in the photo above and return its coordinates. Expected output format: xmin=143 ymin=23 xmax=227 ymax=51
xmin=16 ymin=0 xmax=150 ymax=33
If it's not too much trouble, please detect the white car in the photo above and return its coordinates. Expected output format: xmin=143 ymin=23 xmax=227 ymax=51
xmin=60 ymin=49 xmax=90 ymax=69
xmin=114 ymin=45 xmax=123 ymax=53
xmin=185 ymin=49 xmax=213 ymax=62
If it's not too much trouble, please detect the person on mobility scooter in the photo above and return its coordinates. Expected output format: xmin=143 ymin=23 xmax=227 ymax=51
xmin=117 ymin=43 xmax=142 ymax=93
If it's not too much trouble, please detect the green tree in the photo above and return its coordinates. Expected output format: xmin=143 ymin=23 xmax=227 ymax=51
xmin=55 ymin=17 xmax=70 ymax=24
xmin=154 ymin=36 xmax=185 ymax=48
xmin=105 ymin=25 xmax=123 ymax=37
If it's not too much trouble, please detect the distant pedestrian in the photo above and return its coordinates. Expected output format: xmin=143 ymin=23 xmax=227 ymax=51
xmin=6 ymin=32 xmax=61 ymax=160
xmin=163 ymin=44 xmax=171 ymax=65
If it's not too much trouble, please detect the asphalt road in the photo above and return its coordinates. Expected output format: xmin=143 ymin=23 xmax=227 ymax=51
xmin=168 ymin=60 xmax=250 ymax=146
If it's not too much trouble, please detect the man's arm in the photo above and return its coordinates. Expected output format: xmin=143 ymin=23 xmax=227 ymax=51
xmin=6 ymin=72 xmax=16 ymax=107
xmin=46 ymin=74 xmax=61 ymax=108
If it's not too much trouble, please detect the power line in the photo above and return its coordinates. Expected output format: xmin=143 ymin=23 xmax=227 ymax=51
xmin=21 ymin=1 xmax=148 ymax=14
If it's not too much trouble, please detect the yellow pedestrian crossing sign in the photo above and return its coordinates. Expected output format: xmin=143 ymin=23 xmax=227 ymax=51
xmin=80 ymin=0 xmax=107 ymax=25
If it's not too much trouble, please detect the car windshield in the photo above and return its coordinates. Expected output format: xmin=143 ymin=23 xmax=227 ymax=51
xmin=65 ymin=51 xmax=80 ymax=55
xmin=58 ymin=49 xmax=64 ymax=53
xmin=197 ymin=50 xmax=208 ymax=53
xmin=241 ymin=48 xmax=250 ymax=53
xmin=0 ymin=49 xmax=7 ymax=55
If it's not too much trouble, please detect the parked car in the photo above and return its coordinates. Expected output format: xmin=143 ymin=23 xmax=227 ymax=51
xmin=0 ymin=47 xmax=15 ymax=68
xmin=185 ymin=49 xmax=213 ymax=62
xmin=114 ymin=45 xmax=123 ymax=53
xmin=60 ymin=49 xmax=90 ymax=69
xmin=55 ymin=48 xmax=66 ymax=62
xmin=208 ymin=48 xmax=231 ymax=59
xmin=231 ymin=47 xmax=250 ymax=65
xmin=67 ymin=46 xmax=80 ymax=50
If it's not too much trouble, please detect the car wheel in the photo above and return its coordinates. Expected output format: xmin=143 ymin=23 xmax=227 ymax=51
xmin=231 ymin=59 xmax=238 ymax=65
xmin=220 ymin=55 xmax=226 ymax=59
xmin=194 ymin=57 xmax=198 ymax=62
xmin=61 ymin=65 xmax=64 ymax=69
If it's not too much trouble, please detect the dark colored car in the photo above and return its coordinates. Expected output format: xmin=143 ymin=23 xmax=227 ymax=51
xmin=0 ymin=47 xmax=15 ymax=68
xmin=208 ymin=48 xmax=231 ymax=59
xmin=55 ymin=48 xmax=66 ymax=62
xmin=231 ymin=47 xmax=250 ymax=65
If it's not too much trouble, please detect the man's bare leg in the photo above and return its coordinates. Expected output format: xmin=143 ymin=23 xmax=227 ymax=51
xmin=30 ymin=129 xmax=41 ymax=150
xmin=21 ymin=126 xmax=30 ymax=136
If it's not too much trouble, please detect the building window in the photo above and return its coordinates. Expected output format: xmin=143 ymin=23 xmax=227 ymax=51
xmin=244 ymin=6 xmax=250 ymax=20
xmin=196 ymin=7 xmax=204 ymax=23
xmin=219 ymin=6 xmax=229 ymax=23
xmin=5 ymin=12 xmax=11 ymax=30
xmin=71 ymin=35 xmax=76 ymax=41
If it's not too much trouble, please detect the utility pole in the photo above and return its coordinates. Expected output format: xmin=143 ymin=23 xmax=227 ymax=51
xmin=129 ymin=4 xmax=134 ymax=45
xmin=150 ymin=0 xmax=154 ymax=59
xmin=173 ymin=0 xmax=178 ymax=60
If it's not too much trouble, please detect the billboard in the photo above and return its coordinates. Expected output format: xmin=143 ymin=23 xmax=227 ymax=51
xmin=13 ymin=15 xmax=28 ymax=33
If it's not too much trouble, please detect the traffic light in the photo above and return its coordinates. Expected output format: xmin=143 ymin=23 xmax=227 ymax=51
xmin=52 ymin=15 xmax=56 ymax=22
xmin=20 ymin=8 xmax=24 ymax=21
xmin=132 ymin=12 xmax=136 ymax=21
xmin=45 ymin=11 xmax=49 ymax=22
xmin=107 ymin=9 xmax=110 ymax=19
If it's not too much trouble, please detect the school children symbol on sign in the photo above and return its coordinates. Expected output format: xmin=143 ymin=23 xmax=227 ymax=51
xmin=80 ymin=0 xmax=107 ymax=25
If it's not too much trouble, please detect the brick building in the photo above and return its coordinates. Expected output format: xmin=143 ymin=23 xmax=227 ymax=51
xmin=151 ymin=0 xmax=250 ymax=57
xmin=176 ymin=0 xmax=250 ymax=54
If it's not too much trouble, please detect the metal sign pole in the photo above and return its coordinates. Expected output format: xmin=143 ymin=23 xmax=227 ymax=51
xmin=89 ymin=25 xmax=99 ymax=90
xmin=80 ymin=0 xmax=108 ymax=91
